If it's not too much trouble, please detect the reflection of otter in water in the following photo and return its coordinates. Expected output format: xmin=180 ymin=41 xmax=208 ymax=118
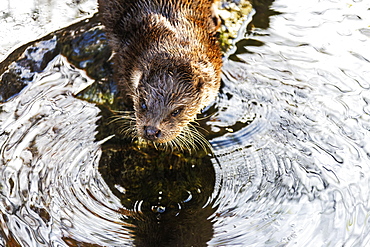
xmin=99 ymin=0 xmax=222 ymax=148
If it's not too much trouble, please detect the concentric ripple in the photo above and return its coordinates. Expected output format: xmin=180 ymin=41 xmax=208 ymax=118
xmin=0 ymin=55 xmax=134 ymax=246
xmin=207 ymin=0 xmax=370 ymax=246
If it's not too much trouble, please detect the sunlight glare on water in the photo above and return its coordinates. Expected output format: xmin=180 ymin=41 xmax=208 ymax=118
xmin=0 ymin=55 xmax=134 ymax=246
xmin=0 ymin=0 xmax=97 ymax=60
xmin=207 ymin=0 xmax=370 ymax=246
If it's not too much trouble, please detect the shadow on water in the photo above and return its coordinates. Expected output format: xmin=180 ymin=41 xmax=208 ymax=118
xmin=99 ymin=142 xmax=215 ymax=247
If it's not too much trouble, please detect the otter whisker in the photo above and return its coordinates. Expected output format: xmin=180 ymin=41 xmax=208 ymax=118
xmin=119 ymin=126 xmax=137 ymax=139
xmin=108 ymin=111 xmax=139 ymax=140
xmin=164 ymin=136 xmax=177 ymax=152
xmin=166 ymin=140 xmax=176 ymax=153
xmin=169 ymin=136 xmax=182 ymax=152
xmin=169 ymin=140 xmax=178 ymax=152
xmin=176 ymin=134 xmax=192 ymax=153
xmin=112 ymin=110 xmax=136 ymax=115
xmin=195 ymin=110 xmax=217 ymax=121
xmin=189 ymin=121 xmax=210 ymax=134
xmin=108 ymin=115 xmax=134 ymax=125
xmin=152 ymin=142 xmax=157 ymax=150
xmin=197 ymin=133 xmax=212 ymax=151
xmin=183 ymin=134 xmax=198 ymax=153
xmin=108 ymin=111 xmax=135 ymax=121
xmin=184 ymin=124 xmax=212 ymax=152
xmin=175 ymin=127 xmax=199 ymax=153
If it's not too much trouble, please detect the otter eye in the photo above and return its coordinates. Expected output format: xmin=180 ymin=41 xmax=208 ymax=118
xmin=171 ymin=108 xmax=182 ymax=117
xmin=141 ymin=102 xmax=147 ymax=110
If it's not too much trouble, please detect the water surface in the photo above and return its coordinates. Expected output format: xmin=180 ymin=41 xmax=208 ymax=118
xmin=1 ymin=0 xmax=370 ymax=246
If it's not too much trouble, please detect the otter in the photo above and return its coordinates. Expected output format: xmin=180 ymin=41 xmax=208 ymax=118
xmin=99 ymin=0 xmax=222 ymax=148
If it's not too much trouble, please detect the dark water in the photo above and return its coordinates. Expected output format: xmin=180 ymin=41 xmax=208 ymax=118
xmin=1 ymin=0 xmax=370 ymax=246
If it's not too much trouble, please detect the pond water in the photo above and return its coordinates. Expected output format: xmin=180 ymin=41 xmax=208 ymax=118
xmin=1 ymin=0 xmax=370 ymax=246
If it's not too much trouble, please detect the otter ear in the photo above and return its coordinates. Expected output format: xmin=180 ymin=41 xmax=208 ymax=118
xmin=191 ymin=61 xmax=217 ymax=91
xmin=130 ymin=68 xmax=143 ymax=88
xmin=210 ymin=1 xmax=221 ymax=33
xmin=190 ymin=60 xmax=221 ymax=109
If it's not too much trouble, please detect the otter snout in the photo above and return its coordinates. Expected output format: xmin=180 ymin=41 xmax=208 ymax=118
xmin=144 ymin=126 xmax=162 ymax=140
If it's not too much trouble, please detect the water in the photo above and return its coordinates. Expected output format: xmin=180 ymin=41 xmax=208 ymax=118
xmin=1 ymin=0 xmax=370 ymax=246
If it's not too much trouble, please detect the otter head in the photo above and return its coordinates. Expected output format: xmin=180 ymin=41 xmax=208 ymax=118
xmin=130 ymin=61 xmax=218 ymax=145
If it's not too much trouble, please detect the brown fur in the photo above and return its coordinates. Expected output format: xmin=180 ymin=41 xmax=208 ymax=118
xmin=99 ymin=0 xmax=222 ymax=144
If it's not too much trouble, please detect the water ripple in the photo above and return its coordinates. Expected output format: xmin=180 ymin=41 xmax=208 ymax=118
xmin=0 ymin=55 xmax=134 ymax=246
xmin=207 ymin=0 xmax=370 ymax=245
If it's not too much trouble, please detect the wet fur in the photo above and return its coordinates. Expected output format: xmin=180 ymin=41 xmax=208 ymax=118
xmin=99 ymin=0 xmax=222 ymax=146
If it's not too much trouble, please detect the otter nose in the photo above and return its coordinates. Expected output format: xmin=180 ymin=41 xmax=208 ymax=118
xmin=144 ymin=126 xmax=161 ymax=140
